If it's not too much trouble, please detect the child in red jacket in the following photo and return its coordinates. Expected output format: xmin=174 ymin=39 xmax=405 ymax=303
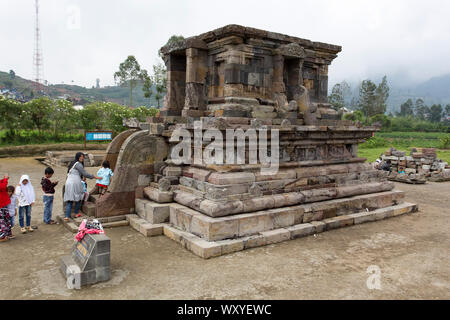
xmin=0 ymin=175 xmax=12 ymax=242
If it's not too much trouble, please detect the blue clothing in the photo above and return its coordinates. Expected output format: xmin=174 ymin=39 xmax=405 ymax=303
xmin=7 ymin=194 xmax=17 ymax=217
xmin=81 ymin=181 xmax=87 ymax=193
xmin=65 ymin=201 xmax=81 ymax=219
xmin=96 ymin=168 xmax=114 ymax=186
xmin=43 ymin=195 xmax=54 ymax=223
xmin=19 ymin=205 xmax=31 ymax=228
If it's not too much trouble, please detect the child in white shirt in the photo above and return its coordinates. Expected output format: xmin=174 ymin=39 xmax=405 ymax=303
xmin=15 ymin=175 xmax=35 ymax=234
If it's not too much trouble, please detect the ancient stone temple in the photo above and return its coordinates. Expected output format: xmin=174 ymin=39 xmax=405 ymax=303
xmin=82 ymin=25 xmax=418 ymax=258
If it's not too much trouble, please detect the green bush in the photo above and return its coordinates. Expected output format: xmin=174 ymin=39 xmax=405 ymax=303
xmin=0 ymin=96 xmax=159 ymax=146
xmin=359 ymin=136 xmax=389 ymax=149
xmin=439 ymin=136 xmax=450 ymax=149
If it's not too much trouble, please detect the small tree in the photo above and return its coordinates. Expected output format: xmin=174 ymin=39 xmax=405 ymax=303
xmin=51 ymin=99 xmax=76 ymax=137
xmin=328 ymin=82 xmax=350 ymax=110
xmin=445 ymin=104 xmax=450 ymax=118
xmin=429 ymin=104 xmax=443 ymax=122
xmin=141 ymin=69 xmax=153 ymax=106
xmin=374 ymin=75 xmax=389 ymax=115
xmin=114 ymin=56 xmax=148 ymax=107
xmin=357 ymin=80 xmax=377 ymax=117
xmin=0 ymin=96 xmax=24 ymax=137
xmin=24 ymin=97 xmax=53 ymax=133
xmin=397 ymin=99 xmax=414 ymax=117
xmin=153 ymin=62 xmax=166 ymax=108
xmin=414 ymin=98 xmax=427 ymax=120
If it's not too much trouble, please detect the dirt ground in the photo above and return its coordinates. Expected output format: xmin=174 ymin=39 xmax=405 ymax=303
xmin=0 ymin=157 xmax=449 ymax=300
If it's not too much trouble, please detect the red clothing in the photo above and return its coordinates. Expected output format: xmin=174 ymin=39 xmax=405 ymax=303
xmin=0 ymin=178 xmax=11 ymax=208
xmin=41 ymin=177 xmax=57 ymax=194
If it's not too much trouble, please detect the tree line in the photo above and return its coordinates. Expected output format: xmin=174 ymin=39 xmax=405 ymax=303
xmin=328 ymin=76 xmax=450 ymax=132
xmin=396 ymin=98 xmax=449 ymax=123
xmin=328 ymin=76 xmax=390 ymax=117
xmin=0 ymin=96 xmax=158 ymax=145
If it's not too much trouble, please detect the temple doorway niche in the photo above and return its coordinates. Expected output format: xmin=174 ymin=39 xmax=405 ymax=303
xmin=283 ymin=57 xmax=301 ymax=101
xmin=212 ymin=60 xmax=225 ymax=98
xmin=168 ymin=53 xmax=187 ymax=112
xmin=302 ymin=62 xmax=319 ymax=103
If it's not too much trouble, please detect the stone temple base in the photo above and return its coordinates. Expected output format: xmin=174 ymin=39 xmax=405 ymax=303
xmin=127 ymin=190 xmax=418 ymax=259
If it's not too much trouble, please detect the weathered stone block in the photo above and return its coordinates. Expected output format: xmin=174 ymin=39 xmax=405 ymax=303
xmin=261 ymin=228 xmax=290 ymax=244
xmin=144 ymin=202 xmax=170 ymax=224
xmin=270 ymin=208 xmax=296 ymax=228
xmin=144 ymin=187 xmax=173 ymax=203
xmin=208 ymin=172 xmax=255 ymax=185
xmin=137 ymin=174 xmax=152 ymax=187
xmin=287 ymin=223 xmax=315 ymax=239
xmin=163 ymin=166 xmax=182 ymax=177
xmin=244 ymin=234 xmax=266 ymax=249
xmin=140 ymin=223 xmax=164 ymax=237
xmin=310 ymin=221 xmax=326 ymax=233
xmin=220 ymin=239 xmax=245 ymax=255
xmin=238 ymin=212 xmax=273 ymax=237
xmin=351 ymin=211 xmax=377 ymax=224
xmin=189 ymin=238 xmax=222 ymax=259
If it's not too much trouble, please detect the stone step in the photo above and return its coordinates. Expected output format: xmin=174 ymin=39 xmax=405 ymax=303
xmin=126 ymin=214 xmax=165 ymax=237
xmin=89 ymin=194 xmax=100 ymax=204
xmin=174 ymin=181 xmax=395 ymax=217
xmin=56 ymin=215 xmax=79 ymax=233
xmin=169 ymin=190 xmax=405 ymax=241
xmin=57 ymin=214 xmax=129 ymax=233
xmin=81 ymin=201 xmax=96 ymax=216
xmin=143 ymin=186 xmax=173 ymax=203
xmin=135 ymin=198 xmax=170 ymax=224
xmin=163 ymin=202 xmax=418 ymax=259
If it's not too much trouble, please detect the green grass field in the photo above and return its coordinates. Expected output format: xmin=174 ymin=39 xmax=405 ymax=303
xmin=358 ymin=130 xmax=450 ymax=163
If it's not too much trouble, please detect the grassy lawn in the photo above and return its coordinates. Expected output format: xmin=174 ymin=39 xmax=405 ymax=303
xmin=358 ymin=147 xmax=450 ymax=163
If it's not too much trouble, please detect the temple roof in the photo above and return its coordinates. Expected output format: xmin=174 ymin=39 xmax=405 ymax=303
xmin=160 ymin=24 xmax=342 ymax=56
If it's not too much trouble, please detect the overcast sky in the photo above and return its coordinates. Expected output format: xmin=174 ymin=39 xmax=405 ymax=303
xmin=1 ymin=0 xmax=450 ymax=88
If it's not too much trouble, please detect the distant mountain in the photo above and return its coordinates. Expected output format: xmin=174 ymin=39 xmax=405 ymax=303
xmin=386 ymin=74 xmax=450 ymax=113
xmin=0 ymin=71 xmax=161 ymax=107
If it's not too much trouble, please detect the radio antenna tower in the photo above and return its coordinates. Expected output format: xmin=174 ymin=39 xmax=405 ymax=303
xmin=33 ymin=0 xmax=44 ymax=94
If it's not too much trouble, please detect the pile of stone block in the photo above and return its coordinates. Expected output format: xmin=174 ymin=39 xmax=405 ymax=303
xmin=381 ymin=147 xmax=450 ymax=182
xmin=44 ymin=150 xmax=105 ymax=168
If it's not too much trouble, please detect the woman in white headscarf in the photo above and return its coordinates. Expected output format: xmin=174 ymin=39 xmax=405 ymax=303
xmin=15 ymin=175 xmax=35 ymax=234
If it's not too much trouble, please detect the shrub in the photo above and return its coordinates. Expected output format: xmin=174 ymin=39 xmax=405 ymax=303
xmin=439 ymin=136 xmax=450 ymax=149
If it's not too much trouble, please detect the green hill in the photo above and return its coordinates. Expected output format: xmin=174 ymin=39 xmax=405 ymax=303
xmin=0 ymin=70 xmax=162 ymax=108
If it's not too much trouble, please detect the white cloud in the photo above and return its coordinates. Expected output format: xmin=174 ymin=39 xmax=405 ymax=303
xmin=1 ymin=0 xmax=449 ymax=87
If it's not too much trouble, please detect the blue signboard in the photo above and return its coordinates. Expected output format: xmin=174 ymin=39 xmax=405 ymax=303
xmin=86 ymin=132 xmax=112 ymax=141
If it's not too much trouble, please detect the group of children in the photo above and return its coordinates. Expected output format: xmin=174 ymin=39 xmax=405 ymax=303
xmin=0 ymin=174 xmax=37 ymax=241
xmin=0 ymin=158 xmax=113 ymax=242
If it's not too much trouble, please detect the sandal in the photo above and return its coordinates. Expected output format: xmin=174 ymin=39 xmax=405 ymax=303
xmin=8 ymin=235 xmax=15 ymax=239
xmin=21 ymin=227 xmax=27 ymax=234
xmin=0 ymin=237 xmax=9 ymax=242
xmin=75 ymin=214 xmax=82 ymax=218
xmin=27 ymin=226 xmax=34 ymax=232
xmin=48 ymin=220 xmax=57 ymax=225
